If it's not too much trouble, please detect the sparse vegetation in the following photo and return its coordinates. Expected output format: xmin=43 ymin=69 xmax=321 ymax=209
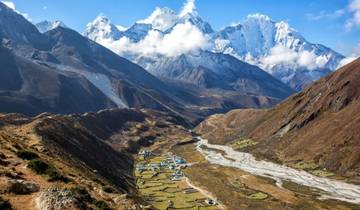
xmin=71 ymin=186 xmax=93 ymax=203
xmin=28 ymin=159 xmax=69 ymax=182
xmin=0 ymin=196 xmax=12 ymax=210
xmin=12 ymin=144 xmax=22 ymax=150
xmin=16 ymin=150 xmax=39 ymax=160
xmin=91 ymin=177 xmax=105 ymax=186
xmin=294 ymin=161 xmax=319 ymax=171
xmin=293 ymin=161 xmax=335 ymax=177
xmin=311 ymin=169 xmax=335 ymax=177
xmin=249 ymin=192 xmax=268 ymax=200
xmin=94 ymin=200 xmax=113 ymax=210
xmin=229 ymin=138 xmax=258 ymax=150
xmin=28 ymin=159 xmax=49 ymax=174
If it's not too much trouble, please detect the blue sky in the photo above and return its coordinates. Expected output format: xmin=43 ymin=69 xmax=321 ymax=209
xmin=5 ymin=0 xmax=360 ymax=56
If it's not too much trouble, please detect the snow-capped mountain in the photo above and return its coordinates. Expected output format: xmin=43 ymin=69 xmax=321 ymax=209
xmin=136 ymin=50 xmax=294 ymax=99
xmin=169 ymin=12 xmax=214 ymax=34
xmin=84 ymin=6 xmax=213 ymax=43
xmin=83 ymin=2 xmax=347 ymax=91
xmin=0 ymin=0 xmax=295 ymax=123
xmin=213 ymin=14 xmax=345 ymax=90
xmin=83 ymin=15 xmax=123 ymax=43
xmin=35 ymin=20 xmax=67 ymax=33
xmin=122 ymin=23 xmax=153 ymax=42
xmin=137 ymin=7 xmax=178 ymax=32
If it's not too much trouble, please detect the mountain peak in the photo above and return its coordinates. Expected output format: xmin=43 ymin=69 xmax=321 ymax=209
xmin=0 ymin=1 xmax=47 ymax=47
xmin=92 ymin=14 xmax=110 ymax=25
xmin=137 ymin=7 xmax=177 ymax=31
xmin=35 ymin=20 xmax=67 ymax=33
xmin=0 ymin=1 xmax=11 ymax=10
xmin=84 ymin=14 xmax=122 ymax=42
xmin=175 ymin=13 xmax=214 ymax=34
xmin=178 ymin=0 xmax=197 ymax=17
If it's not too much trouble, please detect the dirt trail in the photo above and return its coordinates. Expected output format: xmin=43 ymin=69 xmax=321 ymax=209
xmin=185 ymin=177 xmax=227 ymax=210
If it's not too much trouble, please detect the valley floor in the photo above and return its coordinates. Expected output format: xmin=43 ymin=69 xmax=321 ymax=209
xmin=1 ymin=111 xmax=360 ymax=210
xmin=140 ymin=135 xmax=360 ymax=210
xmin=135 ymin=153 xmax=221 ymax=209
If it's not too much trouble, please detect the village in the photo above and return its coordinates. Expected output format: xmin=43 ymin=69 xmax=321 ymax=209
xmin=135 ymin=150 xmax=219 ymax=210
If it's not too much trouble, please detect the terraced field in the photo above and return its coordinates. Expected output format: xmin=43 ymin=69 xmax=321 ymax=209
xmin=135 ymin=155 xmax=220 ymax=210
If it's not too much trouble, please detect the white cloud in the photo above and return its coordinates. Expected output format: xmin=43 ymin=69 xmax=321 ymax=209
xmin=346 ymin=0 xmax=360 ymax=30
xmin=179 ymin=0 xmax=197 ymax=17
xmin=137 ymin=0 xmax=198 ymax=31
xmin=98 ymin=21 xmax=210 ymax=58
xmin=260 ymin=45 xmax=327 ymax=71
xmin=338 ymin=56 xmax=358 ymax=68
xmin=1 ymin=0 xmax=31 ymax=21
xmin=138 ymin=7 xmax=178 ymax=31
xmin=306 ymin=9 xmax=345 ymax=21
xmin=337 ymin=43 xmax=360 ymax=68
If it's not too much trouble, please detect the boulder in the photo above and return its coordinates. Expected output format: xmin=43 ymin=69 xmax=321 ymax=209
xmin=0 ymin=177 xmax=39 ymax=194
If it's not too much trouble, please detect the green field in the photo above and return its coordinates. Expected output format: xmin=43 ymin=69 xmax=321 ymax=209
xmin=229 ymin=138 xmax=258 ymax=150
xmin=292 ymin=161 xmax=335 ymax=177
xmin=135 ymin=155 xmax=220 ymax=210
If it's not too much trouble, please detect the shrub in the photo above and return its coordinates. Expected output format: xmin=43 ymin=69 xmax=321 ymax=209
xmin=0 ymin=197 xmax=12 ymax=210
xmin=28 ymin=159 xmax=49 ymax=174
xmin=28 ymin=159 xmax=69 ymax=182
xmin=94 ymin=200 xmax=113 ymax=210
xmin=102 ymin=186 xmax=115 ymax=193
xmin=16 ymin=150 xmax=39 ymax=160
xmin=71 ymin=186 xmax=93 ymax=203
xmin=13 ymin=144 xmax=22 ymax=150
xmin=46 ymin=168 xmax=69 ymax=183
xmin=91 ymin=177 xmax=105 ymax=186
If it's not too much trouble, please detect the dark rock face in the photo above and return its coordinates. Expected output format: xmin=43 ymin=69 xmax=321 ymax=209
xmin=0 ymin=46 xmax=22 ymax=91
xmin=0 ymin=46 xmax=117 ymax=115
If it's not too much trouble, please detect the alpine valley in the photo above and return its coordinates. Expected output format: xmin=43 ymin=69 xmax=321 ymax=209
xmin=0 ymin=1 xmax=359 ymax=210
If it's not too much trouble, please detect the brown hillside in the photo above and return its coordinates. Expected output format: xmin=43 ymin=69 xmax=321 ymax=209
xmin=0 ymin=108 xmax=190 ymax=209
xmin=196 ymin=58 xmax=360 ymax=179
